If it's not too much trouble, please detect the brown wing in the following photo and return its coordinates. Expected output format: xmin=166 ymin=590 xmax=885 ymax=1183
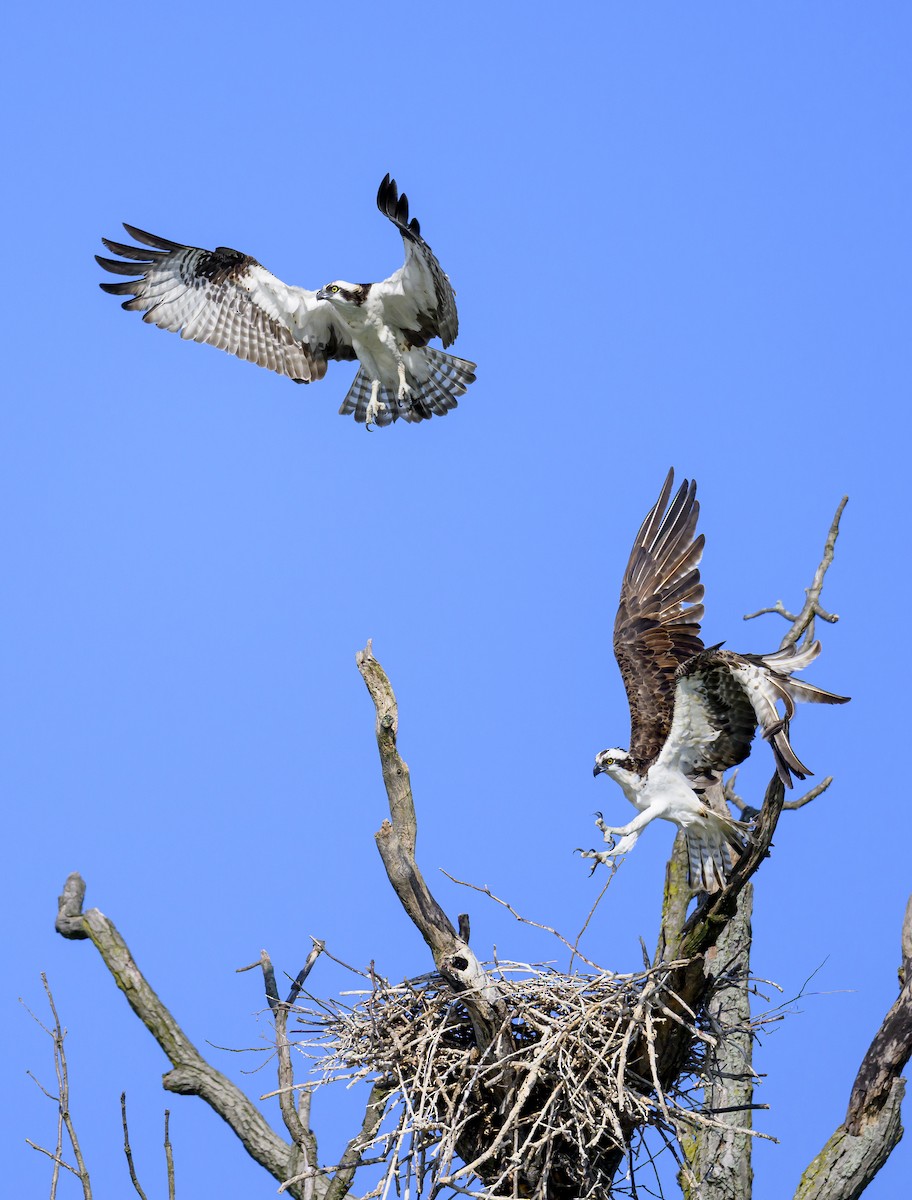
xmin=613 ymin=470 xmax=706 ymax=769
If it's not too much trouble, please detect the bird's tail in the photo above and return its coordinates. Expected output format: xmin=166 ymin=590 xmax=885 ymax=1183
xmin=746 ymin=641 xmax=850 ymax=787
xmin=339 ymin=348 xmax=477 ymax=425
xmin=685 ymin=811 xmax=748 ymax=894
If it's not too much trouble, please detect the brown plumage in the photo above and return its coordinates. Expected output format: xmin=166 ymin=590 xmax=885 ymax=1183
xmin=595 ymin=470 xmax=849 ymax=893
xmin=613 ymin=470 xmax=706 ymax=772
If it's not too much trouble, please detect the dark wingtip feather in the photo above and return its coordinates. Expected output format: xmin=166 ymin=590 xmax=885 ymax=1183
xmin=99 ymin=279 xmax=139 ymax=296
xmin=121 ymin=224 xmax=184 ymax=252
xmin=95 ymin=254 xmax=144 ymax=276
xmin=377 ymin=173 xmax=422 ymax=240
xmin=101 ymin=237 xmax=160 ymax=262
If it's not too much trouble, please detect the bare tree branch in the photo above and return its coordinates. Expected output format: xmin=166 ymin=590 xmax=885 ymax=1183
xmin=356 ymin=640 xmax=508 ymax=1053
xmin=121 ymin=1093 xmax=149 ymax=1200
xmin=725 ymin=768 xmax=834 ymax=818
xmin=794 ymin=895 xmax=912 ymax=1199
xmin=320 ymin=1079 xmax=394 ymax=1200
xmin=164 ymin=1111 xmax=175 ymax=1200
xmin=23 ymin=975 xmax=92 ymax=1200
xmin=54 ymin=873 xmax=322 ymax=1200
xmin=744 ymin=495 xmax=848 ymax=647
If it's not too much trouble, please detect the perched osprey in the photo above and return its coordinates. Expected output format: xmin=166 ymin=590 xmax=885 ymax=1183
xmin=591 ymin=470 xmax=848 ymax=893
xmin=96 ymin=175 xmax=476 ymax=427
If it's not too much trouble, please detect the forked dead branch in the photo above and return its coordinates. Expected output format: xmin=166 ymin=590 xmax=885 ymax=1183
xmin=39 ymin=491 xmax=912 ymax=1198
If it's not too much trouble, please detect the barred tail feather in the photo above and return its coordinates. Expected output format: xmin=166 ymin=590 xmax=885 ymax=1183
xmin=685 ymin=815 xmax=746 ymax=894
xmin=339 ymin=348 xmax=477 ymax=425
xmin=338 ymin=370 xmax=398 ymax=425
xmin=403 ymin=347 xmax=477 ymax=423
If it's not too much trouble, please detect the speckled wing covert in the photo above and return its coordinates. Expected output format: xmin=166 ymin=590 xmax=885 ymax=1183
xmin=667 ymin=643 xmax=850 ymax=788
xmin=372 ymin=174 xmax=460 ymax=349
xmin=96 ymin=227 xmax=355 ymax=381
xmin=613 ymin=470 xmax=706 ymax=771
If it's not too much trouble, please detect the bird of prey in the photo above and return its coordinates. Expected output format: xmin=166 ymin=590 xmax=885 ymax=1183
xmin=589 ymin=470 xmax=848 ymax=893
xmin=96 ymin=175 xmax=476 ymax=427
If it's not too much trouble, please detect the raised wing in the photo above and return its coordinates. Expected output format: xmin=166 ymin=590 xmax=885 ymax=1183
xmin=663 ymin=643 xmax=849 ymax=787
xmin=613 ymin=470 xmax=706 ymax=770
xmin=372 ymin=175 xmax=459 ymax=348
xmin=96 ymin=226 xmax=355 ymax=382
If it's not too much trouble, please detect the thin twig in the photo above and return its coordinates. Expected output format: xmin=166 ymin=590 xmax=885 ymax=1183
xmin=164 ymin=1110 xmax=175 ymax=1200
xmin=121 ymin=1093 xmax=149 ymax=1200
xmin=571 ymin=871 xmax=616 ymax=973
xmin=744 ymin=495 xmax=848 ymax=648
xmin=440 ymin=870 xmax=605 ymax=972
xmin=23 ymin=976 xmax=92 ymax=1200
xmin=726 ymin=771 xmax=834 ymax=816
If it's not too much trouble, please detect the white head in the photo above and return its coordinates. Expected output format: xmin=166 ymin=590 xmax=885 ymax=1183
xmin=593 ymin=748 xmax=640 ymax=785
xmin=315 ymin=281 xmax=370 ymax=310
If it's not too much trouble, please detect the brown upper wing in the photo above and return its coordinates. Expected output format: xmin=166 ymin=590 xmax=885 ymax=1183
xmin=613 ymin=470 xmax=706 ymax=769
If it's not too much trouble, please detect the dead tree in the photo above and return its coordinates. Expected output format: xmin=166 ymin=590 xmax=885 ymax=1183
xmin=37 ymin=497 xmax=912 ymax=1198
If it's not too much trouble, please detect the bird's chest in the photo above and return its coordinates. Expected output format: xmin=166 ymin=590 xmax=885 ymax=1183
xmin=640 ymin=765 xmax=700 ymax=817
xmin=347 ymin=306 xmax=404 ymax=366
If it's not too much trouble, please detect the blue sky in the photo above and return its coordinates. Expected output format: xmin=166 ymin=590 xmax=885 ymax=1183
xmin=4 ymin=3 xmax=910 ymax=1197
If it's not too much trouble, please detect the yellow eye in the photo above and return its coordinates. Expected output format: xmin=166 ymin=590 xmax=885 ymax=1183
xmin=606 ymin=757 xmax=614 ymax=766
xmin=330 ymin=285 xmax=339 ymax=293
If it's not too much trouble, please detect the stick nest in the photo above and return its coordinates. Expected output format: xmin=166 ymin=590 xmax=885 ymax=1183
xmin=294 ymin=961 xmax=747 ymax=1198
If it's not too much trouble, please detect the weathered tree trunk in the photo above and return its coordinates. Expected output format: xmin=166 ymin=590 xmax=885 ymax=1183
xmin=680 ymin=885 xmax=754 ymax=1199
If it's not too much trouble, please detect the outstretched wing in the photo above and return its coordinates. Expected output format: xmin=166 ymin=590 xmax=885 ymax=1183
xmin=613 ymin=470 xmax=706 ymax=769
xmin=372 ymin=175 xmax=459 ymax=348
xmin=96 ymin=226 xmax=355 ymax=382
xmin=664 ymin=643 xmax=849 ymax=787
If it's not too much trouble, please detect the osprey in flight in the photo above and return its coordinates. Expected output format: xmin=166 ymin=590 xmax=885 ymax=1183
xmin=96 ymin=175 xmax=476 ymax=427
xmin=590 ymin=470 xmax=848 ymax=893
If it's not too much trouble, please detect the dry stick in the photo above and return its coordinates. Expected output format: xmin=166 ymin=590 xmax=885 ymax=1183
xmin=725 ymin=768 xmax=834 ymax=818
xmin=571 ymin=869 xmax=617 ymax=972
xmin=22 ymin=1004 xmax=65 ymax=1200
xmin=23 ymin=1140 xmax=82 ymax=1186
xmin=441 ymin=870 xmax=605 ymax=972
xmin=54 ymin=873 xmax=320 ymax=1200
xmin=319 ymin=1080 xmax=395 ymax=1200
xmin=254 ymin=941 xmax=325 ymax=1166
xmin=23 ymin=975 xmax=93 ymax=1200
xmin=164 ymin=1111 xmax=175 ymax=1200
xmin=743 ymin=495 xmax=848 ymax=648
xmin=121 ymin=1093 xmax=149 ymax=1200
xmin=356 ymin=641 xmax=507 ymax=1054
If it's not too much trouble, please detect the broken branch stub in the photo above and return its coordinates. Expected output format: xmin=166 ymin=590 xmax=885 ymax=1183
xmin=355 ymin=641 xmax=507 ymax=1051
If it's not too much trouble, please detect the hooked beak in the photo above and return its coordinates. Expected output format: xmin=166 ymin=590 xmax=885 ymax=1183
xmin=316 ymin=287 xmax=330 ymax=302
xmin=593 ymin=764 xmax=602 ymax=778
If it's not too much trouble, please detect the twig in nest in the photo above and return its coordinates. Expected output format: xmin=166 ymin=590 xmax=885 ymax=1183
xmin=291 ymin=962 xmax=771 ymax=1199
xmin=440 ymin=870 xmax=606 ymax=972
